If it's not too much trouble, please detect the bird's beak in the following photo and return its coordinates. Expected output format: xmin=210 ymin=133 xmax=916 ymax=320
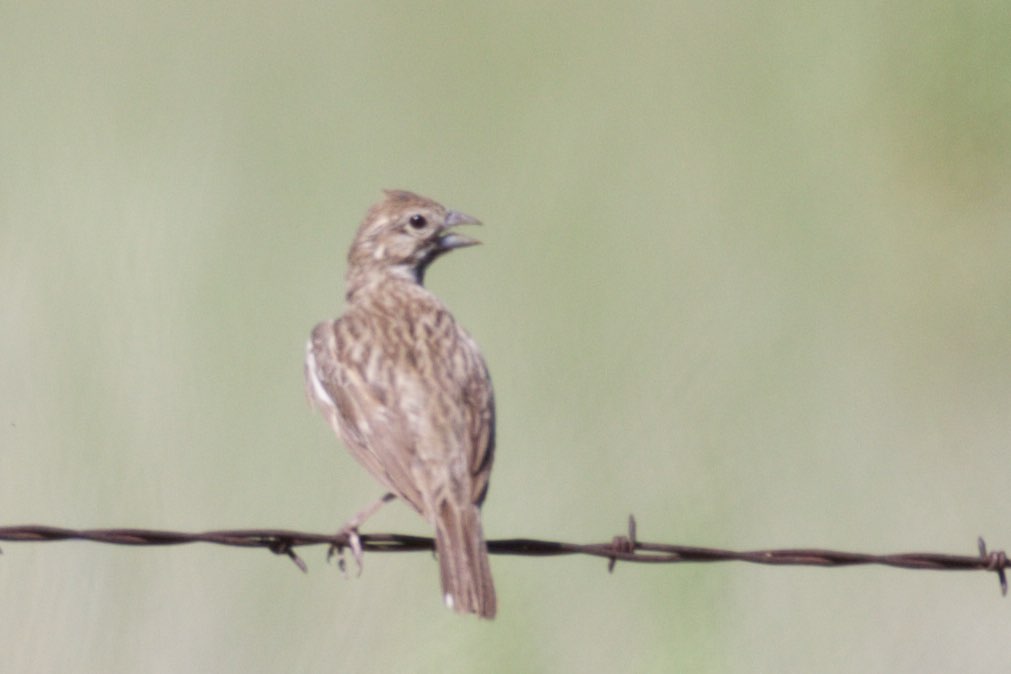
xmin=438 ymin=210 xmax=482 ymax=250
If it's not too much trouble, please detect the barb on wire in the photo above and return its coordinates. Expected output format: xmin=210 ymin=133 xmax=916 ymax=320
xmin=0 ymin=517 xmax=1006 ymax=597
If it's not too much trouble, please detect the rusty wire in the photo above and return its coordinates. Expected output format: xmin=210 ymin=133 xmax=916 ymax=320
xmin=0 ymin=517 xmax=1006 ymax=596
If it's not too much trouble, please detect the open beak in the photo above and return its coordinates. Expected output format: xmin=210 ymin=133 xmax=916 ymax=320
xmin=438 ymin=210 xmax=482 ymax=250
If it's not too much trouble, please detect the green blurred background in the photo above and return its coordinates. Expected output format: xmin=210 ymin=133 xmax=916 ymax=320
xmin=2 ymin=2 xmax=1010 ymax=672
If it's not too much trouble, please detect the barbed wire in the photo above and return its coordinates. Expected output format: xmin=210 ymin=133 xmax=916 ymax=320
xmin=0 ymin=518 xmax=1006 ymax=596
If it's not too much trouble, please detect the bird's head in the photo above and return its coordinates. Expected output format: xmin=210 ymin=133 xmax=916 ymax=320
xmin=347 ymin=190 xmax=481 ymax=287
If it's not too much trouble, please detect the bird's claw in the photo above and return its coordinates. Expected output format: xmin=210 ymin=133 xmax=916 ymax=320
xmin=328 ymin=527 xmax=365 ymax=577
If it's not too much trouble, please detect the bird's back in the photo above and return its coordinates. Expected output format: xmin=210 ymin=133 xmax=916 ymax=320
xmin=306 ymin=279 xmax=495 ymax=516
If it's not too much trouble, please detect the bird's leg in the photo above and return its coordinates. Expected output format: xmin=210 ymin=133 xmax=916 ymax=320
xmin=328 ymin=492 xmax=397 ymax=576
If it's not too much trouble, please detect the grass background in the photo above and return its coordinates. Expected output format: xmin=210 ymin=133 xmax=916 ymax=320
xmin=2 ymin=2 xmax=1010 ymax=672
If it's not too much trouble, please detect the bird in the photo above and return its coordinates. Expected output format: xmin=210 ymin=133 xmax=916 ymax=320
xmin=304 ymin=189 xmax=497 ymax=618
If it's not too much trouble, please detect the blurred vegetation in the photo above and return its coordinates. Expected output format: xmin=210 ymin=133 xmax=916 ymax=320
xmin=1 ymin=3 xmax=1009 ymax=673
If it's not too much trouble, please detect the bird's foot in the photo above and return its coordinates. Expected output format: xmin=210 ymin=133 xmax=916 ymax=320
xmin=328 ymin=526 xmax=364 ymax=577
xmin=327 ymin=492 xmax=397 ymax=577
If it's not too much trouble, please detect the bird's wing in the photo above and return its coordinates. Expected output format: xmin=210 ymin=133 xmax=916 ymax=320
xmin=305 ymin=318 xmax=425 ymax=512
xmin=459 ymin=334 xmax=495 ymax=507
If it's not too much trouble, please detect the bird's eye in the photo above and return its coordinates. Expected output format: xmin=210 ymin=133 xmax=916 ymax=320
xmin=408 ymin=214 xmax=427 ymax=229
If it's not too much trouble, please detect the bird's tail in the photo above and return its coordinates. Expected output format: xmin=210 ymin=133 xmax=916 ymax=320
xmin=434 ymin=501 xmax=496 ymax=619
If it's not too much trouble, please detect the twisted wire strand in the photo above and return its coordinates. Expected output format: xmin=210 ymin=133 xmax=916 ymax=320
xmin=0 ymin=520 xmax=1005 ymax=596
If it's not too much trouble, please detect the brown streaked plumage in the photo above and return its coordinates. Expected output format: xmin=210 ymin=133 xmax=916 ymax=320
xmin=305 ymin=190 xmax=496 ymax=618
